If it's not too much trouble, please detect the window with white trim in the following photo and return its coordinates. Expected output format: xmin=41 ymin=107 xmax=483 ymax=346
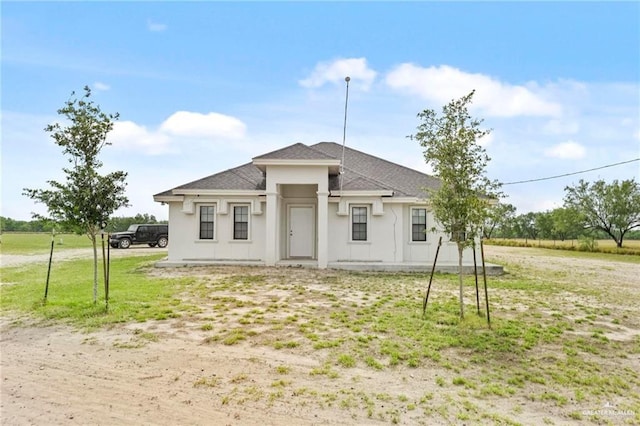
xmin=411 ymin=208 xmax=427 ymax=242
xmin=199 ymin=205 xmax=215 ymax=240
xmin=351 ymin=206 xmax=368 ymax=241
xmin=233 ymin=205 xmax=249 ymax=240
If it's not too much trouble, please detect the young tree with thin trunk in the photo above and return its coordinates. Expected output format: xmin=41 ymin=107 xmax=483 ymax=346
xmin=411 ymin=90 xmax=502 ymax=318
xmin=24 ymin=86 xmax=129 ymax=303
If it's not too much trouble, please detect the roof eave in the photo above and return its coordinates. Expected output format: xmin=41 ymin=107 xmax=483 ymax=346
xmin=172 ymin=189 xmax=266 ymax=196
xmin=154 ymin=195 xmax=182 ymax=203
xmin=383 ymin=197 xmax=430 ymax=204
xmin=329 ymin=190 xmax=395 ymax=197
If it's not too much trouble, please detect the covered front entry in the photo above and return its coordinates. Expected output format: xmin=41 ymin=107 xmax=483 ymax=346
xmin=288 ymin=205 xmax=315 ymax=258
xmin=265 ymin=170 xmax=329 ymax=268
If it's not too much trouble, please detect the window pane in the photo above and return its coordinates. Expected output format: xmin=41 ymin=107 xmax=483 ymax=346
xmin=234 ymin=206 xmax=249 ymax=240
xmin=353 ymin=223 xmax=367 ymax=241
xmin=412 ymin=208 xmax=426 ymax=224
xmin=235 ymin=206 xmax=248 ymax=221
xmin=234 ymin=223 xmax=248 ymax=240
xmin=201 ymin=206 xmax=215 ymax=221
xmin=353 ymin=207 xmax=366 ymax=223
xmin=412 ymin=208 xmax=426 ymax=241
xmin=199 ymin=206 xmax=215 ymax=239
xmin=412 ymin=224 xmax=426 ymax=241
xmin=200 ymin=222 xmax=213 ymax=239
xmin=352 ymin=207 xmax=367 ymax=241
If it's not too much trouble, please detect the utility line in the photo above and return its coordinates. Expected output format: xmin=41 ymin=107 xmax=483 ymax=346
xmin=339 ymin=76 xmax=350 ymax=193
xmin=502 ymin=158 xmax=640 ymax=186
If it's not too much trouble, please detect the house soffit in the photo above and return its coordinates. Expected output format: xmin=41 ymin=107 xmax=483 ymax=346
xmin=252 ymin=158 xmax=341 ymax=174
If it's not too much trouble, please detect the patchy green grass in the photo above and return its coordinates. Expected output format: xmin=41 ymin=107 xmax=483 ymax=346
xmin=0 ymin=254 xmax=196 ymax=328
xmin=1 ymin=232 xmax=93 ymax=254
xmin=182 ymin=259 xmax=639 ymax=424
xmin=2 ymin=244 xmax=639 ymax=425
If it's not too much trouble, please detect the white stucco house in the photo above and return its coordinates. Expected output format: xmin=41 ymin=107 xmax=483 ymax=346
xmin=154 ymin=142 xmax=499 ymax=273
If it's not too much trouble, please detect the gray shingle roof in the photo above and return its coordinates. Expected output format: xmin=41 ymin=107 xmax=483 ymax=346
xmin=312 ymin=142 xmax=441 ymax=197
xmin=166 ymin=162 xmax=266 ymax=193
xmin=156 ymin=142 xmax=440 ymax=198
xmin=253 ymin=142 xmax=336 ymax=161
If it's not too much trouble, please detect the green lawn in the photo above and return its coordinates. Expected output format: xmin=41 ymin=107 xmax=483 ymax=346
xmin=1 ymin=232 xmax=94 ymax=254
xmin=1 ymin=254 xmax=197 ymax=328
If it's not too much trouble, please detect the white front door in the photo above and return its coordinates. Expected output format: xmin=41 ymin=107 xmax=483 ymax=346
xmin=289 ymin=206 xmax=314 ymax=258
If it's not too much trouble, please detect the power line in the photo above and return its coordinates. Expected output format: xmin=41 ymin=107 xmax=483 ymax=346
xmin=339 ymin=76 xmax=351 ymax=193
xmin=502 ymin=158 xmax=640 ymax=186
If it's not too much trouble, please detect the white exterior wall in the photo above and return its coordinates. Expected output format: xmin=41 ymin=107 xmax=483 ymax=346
xmin=265 ymin=166 xmax=328 ymax=191
xmin=401 ymin=205 xmax=480 ymax=265
xmin=324 ymin=200 xmax=479 ymax=265
xmin=166 ymin=196 xmax=265 ymax=262
xmin=326 ymin=199 xmax=404 ymax=263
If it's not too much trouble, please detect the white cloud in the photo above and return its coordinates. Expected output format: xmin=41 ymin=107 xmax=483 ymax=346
xmin=386 ymin=64 xmax=562 ymax=117
xmin=147 ymin=19 xmax=167 ymax=32
xmin=108 ymin=121 xmax=172 ymax=155
xmin=159 ymin=111 xmax=246 ymax=139
xmin=299 ymin=58 xmax=377 ymax=90
xmin=107 ymin=111 xmax=247 ymax=155
xmin=93 ymin=82 xmax=110 ymax=91
xmin=544 ymin=140 xmax=586 ymax=159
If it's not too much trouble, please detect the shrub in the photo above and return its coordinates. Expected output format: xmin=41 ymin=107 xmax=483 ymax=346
xmin=577 ymin=236 xmax=598 ymax=252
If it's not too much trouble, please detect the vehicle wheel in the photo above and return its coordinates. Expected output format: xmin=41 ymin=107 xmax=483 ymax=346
xmin=118 ymin=238 xmax=131 ymax=249
xmin=148 ymin=243 xmax=157 ymax=247
xmin=157 ymin=236 xmax=168 ymax=248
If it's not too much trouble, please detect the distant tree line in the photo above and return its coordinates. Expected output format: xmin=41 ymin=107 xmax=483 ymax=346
xmin=1 ymin=213 xmax=167 ymax=234
xmin=484 ymin=178 xmax=640 ymax=247
xmin=486 ymin=208 xmax=640 ymax=242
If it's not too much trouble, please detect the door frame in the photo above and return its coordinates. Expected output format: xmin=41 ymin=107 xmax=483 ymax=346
xmin=287 ymin=204 xmax=316 ymax=259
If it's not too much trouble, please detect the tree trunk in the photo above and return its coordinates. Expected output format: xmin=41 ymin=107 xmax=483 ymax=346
xmin=458 ymin=243 xmax=464 ymax=319
xmin=91 ymin=235 xmax=98 ymax=304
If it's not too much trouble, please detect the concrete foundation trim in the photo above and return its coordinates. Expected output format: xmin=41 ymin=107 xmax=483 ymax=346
xmin=328 ymin=262 xmax=503 ymax=275
xmin=155 ymin=258 xmax=503 ymax=274
xmin=155 ymin=259 xmax=265 ymax=268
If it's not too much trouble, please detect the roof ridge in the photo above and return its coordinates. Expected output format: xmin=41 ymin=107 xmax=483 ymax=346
xmin=308 ymin=142 xmax=407 ymax=192
xmin=306 ymin=143 xmax=340 ymax=161
xmin=313 ymin=141 xmax=433 ymax=179
xmin=230 ymin=166 xmax=263 ymax=187
xmin=341 ymin=165 xmax=408 ymax=195
xmin=253 ymin=142 xmax=336 ymax=160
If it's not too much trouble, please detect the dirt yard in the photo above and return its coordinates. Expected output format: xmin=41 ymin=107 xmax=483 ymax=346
xmin=1 ymin=246 xmax=639 ymax=425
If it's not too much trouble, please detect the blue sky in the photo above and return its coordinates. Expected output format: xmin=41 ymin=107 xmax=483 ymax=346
xmin=2 ymin=2 xmax=639 ymax=221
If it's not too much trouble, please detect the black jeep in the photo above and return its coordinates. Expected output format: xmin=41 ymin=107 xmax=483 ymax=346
xmin=109 ymin=224 xmax=169 ymax=249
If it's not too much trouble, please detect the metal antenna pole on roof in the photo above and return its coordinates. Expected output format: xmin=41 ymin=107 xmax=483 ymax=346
xmin=340 ymin=76 xmax=351 ymax=193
